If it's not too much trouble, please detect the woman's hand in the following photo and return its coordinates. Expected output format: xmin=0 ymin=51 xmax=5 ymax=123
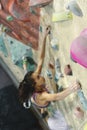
xmin=35 ymin=25 xmax=51 ymax=74
xmin=70 ymin=81 xmax=81 ymax=92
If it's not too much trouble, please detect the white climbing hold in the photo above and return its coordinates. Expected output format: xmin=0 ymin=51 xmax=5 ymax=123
xmin=65 ymin=0 xmax=83 ymax=17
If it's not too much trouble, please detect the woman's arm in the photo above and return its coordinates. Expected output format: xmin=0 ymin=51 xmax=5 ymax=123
xmin=35 ymin=26 xmax=50 ymax=74
xmin=43 ymin=81 xmax=81 ymax=101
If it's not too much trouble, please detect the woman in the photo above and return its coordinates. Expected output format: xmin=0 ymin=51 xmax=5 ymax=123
xmin=18 ymin=26 xmax=80 ymax=109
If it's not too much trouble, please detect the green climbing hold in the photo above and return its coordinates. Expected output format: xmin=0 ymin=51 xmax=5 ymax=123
xmin=6 ymin=16 xmax=14 ymax=21
xmin=22 ymin=57 xmax=28 ymax=65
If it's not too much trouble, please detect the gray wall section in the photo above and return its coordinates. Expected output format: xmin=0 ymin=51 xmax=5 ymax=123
xmin=0 ymin=58 xmax=19 ymax=87
xmin=0 ymin=65 xmax=13 ymax=89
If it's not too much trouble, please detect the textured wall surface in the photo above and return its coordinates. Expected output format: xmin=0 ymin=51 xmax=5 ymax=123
xmin=0 ymin=0 xmax=40 ymax=50
xmin=37 ymin=0 xmax=87 ymax=129
xmin=0 ymin=0 xmax=87 ymax=130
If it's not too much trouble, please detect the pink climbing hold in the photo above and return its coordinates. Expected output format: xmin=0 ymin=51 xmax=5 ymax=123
xmin=74 ymin=106 xmax=84 ymax=118
xmin=70 ymin=35 xmax=87 ymax=68
xmin=80 ymin=28 xmax=87 ymax=37
xmin=64 ymin=64 xmax=72 ymax=75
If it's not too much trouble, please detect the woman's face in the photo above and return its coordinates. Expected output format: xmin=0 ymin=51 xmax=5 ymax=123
xmin=31 ymin=72 xmax=45 ymax=87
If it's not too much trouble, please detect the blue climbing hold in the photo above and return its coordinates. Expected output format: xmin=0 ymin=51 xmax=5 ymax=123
xmin=51 ymin=44 xmax=58 ymax=50
xmin=54 ymin=73 xmax=59 ymax=82
xmin=51 ymin=39 xmax=59 ymax=51
xmin=77 ymin=90 xmax=87 ymax=110
xmin=55 ymin=58 xmax=60 ymax=69
xmin=46 ymin=69 xmax=53 ymax=79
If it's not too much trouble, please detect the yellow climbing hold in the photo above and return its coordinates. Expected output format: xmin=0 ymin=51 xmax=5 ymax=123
xmin=84 ymin=123 xmax=87 ymax=130
xmin=52 ymin=11 xmax=73 ymax=22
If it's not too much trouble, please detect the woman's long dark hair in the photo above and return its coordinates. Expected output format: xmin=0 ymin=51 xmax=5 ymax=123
xmin=18 ymin=71 xmax=36 ymax=103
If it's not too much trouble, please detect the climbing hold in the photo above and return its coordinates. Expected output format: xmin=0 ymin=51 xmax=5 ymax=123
xmin=46 ymin=69 xmax=53 ymax=79
xmin=58 ymin=86 xmax=63 ymax=92
xmin=70 ymin=36 xmax=87 ymax=68
xmin=48 ymin=62 xmax=54 ymax=69
xmin=70 ymin=55 xmax=77 ymax=63
xmin=84 ymin=123 xmax=87 ymax=130
xmin=74 ymin=106 xmax=84 ymax=118
xmin=52 ymin=11 xmax=73 ymax=22
xmin=22 ymin=56 xmax=28 ymax=72
xmin=80 ymin=28 xmax=87 ymax=37
xmin=50 ymin=39 xmax=58 ymax=50
xmin=77 ymin=89 xmax=87 ymax=110
xmin=22 ymin=56 xmax=28 ymax=65
xmin=54 ymin=72 xmax=63 ymax=82
xmin=65 ymin=0 xmax=83 ymax=17
xmin=54 ymin=58 xmax=63 ymax=82
xmin=54 ymin=73 xmax=59 ymax=82
xmin=64 ymin=64 xmax=73 ymax=75
xmin=6 ymin=16 xmax=14 ymax=21
xmin=51 ymin=44 xmax=58 ymax=50
xmin=55 ymin=58 xmax=60 ymax=69
xmin=10 ymin=41 xmax=14 ymax=44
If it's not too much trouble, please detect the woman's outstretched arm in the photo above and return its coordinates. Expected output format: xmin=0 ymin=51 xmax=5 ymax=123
xmin=35 ymin=26 xmax=50 ymax=74
xmin=43 ymin=81 xmax=81 ymax=101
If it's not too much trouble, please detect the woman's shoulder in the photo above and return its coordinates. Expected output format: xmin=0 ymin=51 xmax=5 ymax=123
xmin=41 ymin=91 xmax=49 ymax=99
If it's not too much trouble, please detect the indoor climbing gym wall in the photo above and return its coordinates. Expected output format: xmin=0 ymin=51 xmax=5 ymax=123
xmin=0 ymin=0 xmax=40 ymax=50
xmin=38 ymin=0 xmax=87 ymax=130
xmin=0 ymin=0 xmax=40 ymax=82
xmin=0 ymin=0 xmax=87 ymax=130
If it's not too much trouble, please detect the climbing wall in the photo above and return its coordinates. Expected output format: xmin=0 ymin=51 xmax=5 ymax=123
xmin=0 ymin=0 xmax=40 ymax=50
xmin=37 ymin=0 xmax=87 ymax=130
xmin=0 ymin=0 xmax=87 ymax=130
